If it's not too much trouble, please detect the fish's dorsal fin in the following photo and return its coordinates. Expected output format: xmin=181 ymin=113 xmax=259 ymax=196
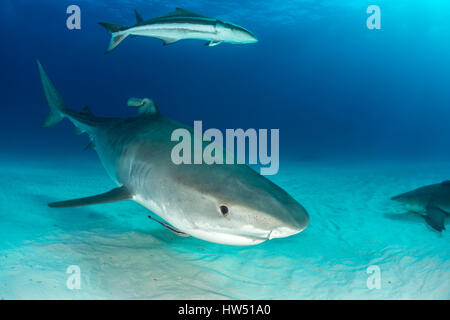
xmin=134 ymin=9 xmax=144 ymax=24
xmin=128 ymin=98 xmax=159 ymax=116
xmin=81 ymin=106 xmax=93 ymax=116
xmin=174 ymin=8 xmax=203 ymax=17
xmin=150 ymin=8 xmax=208 ymax=23
xmin=157 ymin=8 xmax=205 ymax=19
xmin=48 ymin=186 xmax=131 ymax=208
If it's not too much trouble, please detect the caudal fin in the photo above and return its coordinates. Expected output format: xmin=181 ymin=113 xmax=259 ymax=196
xmin=98 ymin=22 xmax=129 ymax=53
xmin=37 ymin=60 xmax=67 ymax=127
xmin=37 ymin=61 xmax=99 ymax=136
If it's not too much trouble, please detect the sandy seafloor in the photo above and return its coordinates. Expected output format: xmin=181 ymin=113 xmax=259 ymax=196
xmin=0 ymin=154 xmax=449 ymax=299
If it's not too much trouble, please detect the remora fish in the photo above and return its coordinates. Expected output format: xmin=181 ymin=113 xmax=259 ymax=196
xmin=391 ymin=181 xmax=450 ymax=232
xmin=37 ymin=61 xmax=309 ymax=246
xmin=98 ymin=8 xmax=258 ymax=53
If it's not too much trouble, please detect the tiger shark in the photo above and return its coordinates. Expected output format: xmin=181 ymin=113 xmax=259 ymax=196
xmin=391 ymin=181 xmax=450 ymax=232
xmin=37 ymin=61 xmax=309 ymax=246
xmin=98 ymin=8 xmax=258 ymax=53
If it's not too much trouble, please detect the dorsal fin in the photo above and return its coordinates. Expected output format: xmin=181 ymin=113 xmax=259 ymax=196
xmin=81 ymin=106 xmax=93 ymax=116
xmin=155 ymin=8 xmax=205 ymax=20
xmin=134 ymin=9 xmax=144 ymax=24
xmin=174 ymin=8 xmax=203 ymax=17
xmin=128 ymin=98 xmax=159 ymax=116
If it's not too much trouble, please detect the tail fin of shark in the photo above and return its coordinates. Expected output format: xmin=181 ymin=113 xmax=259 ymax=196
xmin=98 ymin=22 xmax=129 ymax=53
xmin=37 ymin=60 xmax=67 ymax=128
xmin=37 ymin=60 xmax=99 ymax=135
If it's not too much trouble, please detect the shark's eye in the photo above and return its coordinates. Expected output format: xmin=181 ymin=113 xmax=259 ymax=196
xmin=220 ymin=205 xmax=229 ymax=216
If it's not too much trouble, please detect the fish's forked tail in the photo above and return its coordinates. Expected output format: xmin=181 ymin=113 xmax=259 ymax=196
xmin=37 ymin=60 xmax=98 ymax=135
xmin=98 ymin=22 xmax=129 ymax=53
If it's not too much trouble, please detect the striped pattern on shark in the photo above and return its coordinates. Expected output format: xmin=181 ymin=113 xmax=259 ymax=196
xmin=37 ymin=61 xmax=309 ymax=246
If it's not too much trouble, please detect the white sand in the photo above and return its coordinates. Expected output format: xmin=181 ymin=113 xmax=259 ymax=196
xmin=0 ymin=155 xmax=448 ymax=299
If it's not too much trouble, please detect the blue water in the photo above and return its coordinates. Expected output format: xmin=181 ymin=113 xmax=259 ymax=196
xmin=0 ymin=0 xmax=449 ymax=299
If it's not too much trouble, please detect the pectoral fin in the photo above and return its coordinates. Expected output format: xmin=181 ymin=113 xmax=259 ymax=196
xmin=148 ymin=216 xmax=190 ymax=237
xmin=205 ymin=40 xmax=222 ymax=47
xmin=49 ymin=186 xmax=131 ymax=208
xmin=425 ymin=206 xmax=447 ymax=232
xmin=160 ymin=37 xmax=179 ymax=46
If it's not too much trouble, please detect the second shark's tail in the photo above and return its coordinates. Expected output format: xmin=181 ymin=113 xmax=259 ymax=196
xmin=37 ymin=60 xmax=100 ymax=136
xmin=98 ymin=22 xmax=129 ymax=53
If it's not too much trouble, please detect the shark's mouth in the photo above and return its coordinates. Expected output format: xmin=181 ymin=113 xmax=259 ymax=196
xmin=187 ymin=228 xmax=270 ymax=246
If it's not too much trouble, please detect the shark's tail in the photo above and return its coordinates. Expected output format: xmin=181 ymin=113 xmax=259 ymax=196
xmin=37 ymin=60 xmax=67 ymax=128
xmin=37 ymin=60 xmax=99 ymax=135
xmin=98 ymin=22 xmax=129 ymax=53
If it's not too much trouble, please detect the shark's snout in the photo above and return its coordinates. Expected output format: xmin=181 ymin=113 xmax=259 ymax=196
xmin=269 ymin=204 xmax=309 ymax=240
